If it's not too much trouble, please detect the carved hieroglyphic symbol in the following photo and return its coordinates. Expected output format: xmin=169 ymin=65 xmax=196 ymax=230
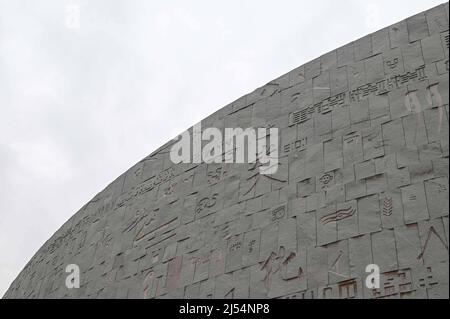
xmin=122 ymin=207 xmax=179 ymax=246
xmin=385 ymin=58 xmax=399 ymax=69
xmin=318 ymin=171 xmax=335 ymax=191
xmin=260 ymin=246 xmax=303 ymax=291
xmin=162 ymin=183 xmax=175 ymax=196
xmin=242 ymin=159 xmax=286 ymax=197
xmin=289 ymin=67 xmax=428 ymax=126
xmin=207 ymin=167 xmax=226 ymax=185
xmin=369 ymin=269 xmax=414 ymax=299
xmin=195 ymin=193 xmax=219 ymax=215
xmin=350 ymin=66 xmax=427 ymax=101
xmin=260 ymin=82 xmax=281 ymax=97
xmin=320 ymin=279 xmax=360 ymax=299
xmin=329 ymin=250 xmax=344 ymax=278
xmin=133 ymin=166 xmax=143 ymax=179
xmin=43 ymin=201 xmax=115 ymax=255
xmin=417 ymin=226 xmax=449 ymax=260
xmin=364 ymin=129 xmax=386 ymax=150
xmin=338 ymin=279 xmax=359 ymax=299
xmin=270 ymin=205 xmax=286 ymax=221
xmin=417 ymin=266 xmax=438 ymax=289
xmin=320 ymin=206 xmax=356 ymax=225
xmin=319 ymin=173 xmax=333 ymax=185
xmin=99 ymin=231 xmax=113 ymax=248
xmin=430 ymin=180 xmax=448 ymax=194
xmin=443 ymin=33 xmax=449 ymax=49
xmin=229 ymin=242 xmax=242 ymax=253
xmin=382 ymin=195 xmax=393 ymax=216
xmin=283 ymin=137 xmax=307 ymax=154
xmin=142 ymin=270 xmax=154 ymax=299
xmin=291 ymin=92 xmax=301 ymax=103
xmin=344 ymin=132 xmax=360 ymax=147
xmin=122 ymin=209 xmax=147 ymax=234
xmin=248 ymin=239 xmax=257 ymax=253
xmin=116 ymin=167 xmax=176 ymax=208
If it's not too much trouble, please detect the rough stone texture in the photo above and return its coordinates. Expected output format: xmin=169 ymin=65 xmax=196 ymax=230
xmin=4 ymin=3 xmax=449 ymax=299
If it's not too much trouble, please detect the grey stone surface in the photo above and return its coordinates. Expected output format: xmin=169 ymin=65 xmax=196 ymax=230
xmin=4 ymin=3 xmax=449 ymax=299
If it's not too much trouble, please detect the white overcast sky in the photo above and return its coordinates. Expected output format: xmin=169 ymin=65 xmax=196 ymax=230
xmin=0 ymin=0 xmax=445 ymax=297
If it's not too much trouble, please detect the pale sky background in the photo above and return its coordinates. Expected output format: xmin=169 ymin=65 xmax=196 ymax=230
xmin=0 ymin=0 xmax=445 ymax=297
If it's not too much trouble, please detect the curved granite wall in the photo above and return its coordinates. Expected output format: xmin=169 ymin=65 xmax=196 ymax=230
xmin=4 ymin=3 xmax=449 ymax=299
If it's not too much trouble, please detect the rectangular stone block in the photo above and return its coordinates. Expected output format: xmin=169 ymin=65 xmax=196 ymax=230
xmin=314 ymin=112 xmax=332 ymax=142
xmin=349 ymin=234 xmax=372 ymax=278
xmin=372 ymin=27 xmax=390 ymax=55
xmin=358 ymin=194 xmax=382 ymax=235
xmin=313 ymin=71 xmax=330 ymax=103
xmin=330 ymin=66 xmax=348 ymax=95
xmin=394 ymin=224 xmax=422 ymax=269
xmin=214 ymin=273 xmax=238 ymax=299
xmin=409 ymin=160 xmax=434 ymax=183
xmin=304 ymin=58 xmax=321 ymax=80
xmin=366 ymin=173 xmax=387 ymax=195
xmin=347 ymin=60 xmax=366 ymax=88
xmin=327 ymin=240 xmax=350 ymax=284
xmin=337 ymin=43 xmax=354 ymax=67
xmin=354 ymin=35 xmax=372 ymax=61
xmin=225 ymin=233 xmax=244 ymax=273
xmin=371 ymin=229 xmax=398 ymax=272
xmin=422 ymin=34 xmax=446 ymax=64
xmin=425 ymin=177 xmax=449 ymax=219
xmin=425 ymin=4 xmax=450 ymax=34
xmin=350 ymin=99 xmax=369 ymax=124
xmin=389 ymin=20 xmax=409 ymax=49
xmin=198 ymin=279 xmax=215 ymax=299
xmin=382 ymin=118 xmax=405 ymax=153
xmin=332 ymin=104 xmax=350 ymax=133
xmin=209 ymin=244 xmax=226 ymax=278
xmin=304 ymin=143 xmax=324 ymax=178
xmin=193 ymin=249 xmax=211 ymax=284
xmin=324 ymin=138 xmax=343 ymax=171
xmin=401 ymin=182 xmax=429 ymax=224
xmin=402 ymin=112 xmax=428 ymax=147
xmin=364 ymin=54 xmax=384 ymax=83
xmin=346 ymin=179 xmax=366 ymax=201
xmin=242 ymin=229 xmax=260 ymax=268
xmin=368 ymin=95 xmax=390 ymax=126
xmin=407 ymin=12 xmax=430 ymax=42
xmin=387 ymin=166 xmax=411 ymax=188
xmin=307 ymin=246 xmax=328 ymax=288
xmin=278 ymin=217 xmax=297 ymax=254
xmin=343 ymin=131 xmax=364 ymax=167
xmin=355 ymin=160 xmax=376 ymax=180
xmin=321 ymin=50 xmax=338 ymax=72
xmin=297 ymin=212 xmax=316 ymax=248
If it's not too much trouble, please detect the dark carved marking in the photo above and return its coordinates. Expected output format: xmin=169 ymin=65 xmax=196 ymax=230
xmin=320 ymin=207 xmax=356 ymax=225
xmin=382 ymin=195 xmax=393 ymax=216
